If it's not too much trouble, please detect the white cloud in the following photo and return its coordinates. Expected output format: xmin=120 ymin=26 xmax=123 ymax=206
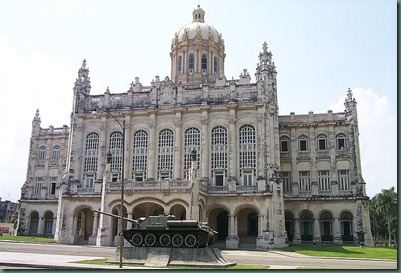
xmin=329 ymin=87 xmax=397 ymax=197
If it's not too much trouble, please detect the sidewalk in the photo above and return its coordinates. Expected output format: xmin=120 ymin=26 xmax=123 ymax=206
xmin=0 ymin=251 xmax=134 ymax=269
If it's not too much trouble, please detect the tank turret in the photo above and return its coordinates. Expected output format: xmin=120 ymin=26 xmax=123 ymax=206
xmin=93 ymin=209 xmax=217 ymax=248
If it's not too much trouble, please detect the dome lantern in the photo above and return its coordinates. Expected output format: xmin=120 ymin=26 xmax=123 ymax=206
xmin=192 ymin=5 xmax=205 ymax=23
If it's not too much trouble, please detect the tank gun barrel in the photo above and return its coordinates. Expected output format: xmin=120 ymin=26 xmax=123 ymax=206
xmin=91 ymin=209 xmax=138 ymax=224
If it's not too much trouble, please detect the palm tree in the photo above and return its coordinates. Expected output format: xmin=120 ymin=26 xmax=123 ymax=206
xmin=376 ymin=187 xmax=397 ymax=246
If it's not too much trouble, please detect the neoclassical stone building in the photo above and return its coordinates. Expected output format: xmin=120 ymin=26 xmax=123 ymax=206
xmin=18 ymin=6 xmax=373 ymax=248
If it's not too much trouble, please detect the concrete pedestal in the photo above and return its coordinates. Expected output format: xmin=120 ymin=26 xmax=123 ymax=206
xmin=111 ymin=247 xmax=236 ymax=268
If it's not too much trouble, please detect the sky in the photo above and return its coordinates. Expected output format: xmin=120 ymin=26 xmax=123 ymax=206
xmin=0 ymin=0 xmax=396 ymax=202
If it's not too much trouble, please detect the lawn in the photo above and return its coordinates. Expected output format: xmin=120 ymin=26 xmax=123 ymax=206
xmin=0 ymin=234 xmax=56 ymax=243
xmin=283 ymin=244 xmax=397 ymax=260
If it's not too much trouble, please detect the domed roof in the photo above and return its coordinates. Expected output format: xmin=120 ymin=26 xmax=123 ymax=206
xmin=175 ymin=5 xmax=221 ymax=44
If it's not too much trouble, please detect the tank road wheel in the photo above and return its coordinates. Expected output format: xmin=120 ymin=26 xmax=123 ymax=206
xmin=184 ymin=234 xmax=197 ymax=248
xmin=145 ymin=234 xmax=156 ymax=246
xmin=131 ymin=233 xmax=143 ymax=246
xmin=197 ymin=232 xmax=208 ymax=247
xmin=159 ymin=234 xmax=171 ymax=247
xmin=172 ymin=234 xmax=183 ymax=247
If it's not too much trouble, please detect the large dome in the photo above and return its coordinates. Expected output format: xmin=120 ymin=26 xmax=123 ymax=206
xmin=173 ymin=5 xmax=221 ymax=44
xmin=170 ymin=5 xmax=226 ymax=85
xmin=176 ymin=22 xmax=220 ymax=44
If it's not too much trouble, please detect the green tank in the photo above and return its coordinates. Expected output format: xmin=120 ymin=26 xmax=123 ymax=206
xmin=93 ymin=209 xmax=217 ymax=248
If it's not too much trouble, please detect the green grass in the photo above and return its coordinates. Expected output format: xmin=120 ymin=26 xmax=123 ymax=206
xmin=282 ymin=244 xmax=397 ymax=260
xmin=0 ymin=234 xmax=56 ymax=243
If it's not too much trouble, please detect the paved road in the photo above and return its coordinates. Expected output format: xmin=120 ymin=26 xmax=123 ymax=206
xmin=0 ymin=241 xmax=397 ymax=270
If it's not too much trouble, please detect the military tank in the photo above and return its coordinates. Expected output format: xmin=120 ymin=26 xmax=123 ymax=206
xmin=93 ymin=210 xmax=217 ymax=248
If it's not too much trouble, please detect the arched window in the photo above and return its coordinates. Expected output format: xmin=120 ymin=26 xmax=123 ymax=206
xmin=285 ymin=212 xmax=294 ymax=241
xmin=132 ymin=130 xmax=148 ymax=182
xmin=177 ymin=56 xmax=182 ymax=74
xmin=336 ymin=134 xmax=348 ymax=150
xmin=300 ymin=213 xmax=313 ymax=242
xmin=29 ymin=211 xmax=39 ymax=236
xmin=213 ymin=57 xmax=218 ymax=74
xmin=239 ymin=125 xmax=256 ymax=186
xmin=44 ymin=211 xmax=54 ymax=237
xmin=341 ymin=212 xmax=353 ymax=242
xmin=211 ymin=126 xmax=228 ymax=186
xmin=109 ymin=132 xmax=123 ymax=178
xmin=317 ymin=134 xmax=327 ymax=151
xmin=201 ymin=54 xmax=207 ymax=73
xmin=184 ymin=127 xmax=200 ymax=179
xmin=320 ymin=213 xmax=333 ymax=242
xmin=247 ymin=212 xmax=258 ymax=236
xmin=83 ymin=132 xmax=99 ymax=187
xmin=298 ymin=135 xmax=308 ymax=152
xmin=280 ymin=136 xmax=290 ymax=152
xmin=158 ymin=129 xmax=174 ymax=180
xmin=37 ymin=146 xmax=46 ymax=160
xmin=52 ymin=146 xmax=60 ymax=160
xmin=188 ymin=54 xmax=195 ymax=72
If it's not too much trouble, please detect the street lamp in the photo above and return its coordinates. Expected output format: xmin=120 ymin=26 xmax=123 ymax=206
xmin=92 ymin=108 xmax=125 ymax=268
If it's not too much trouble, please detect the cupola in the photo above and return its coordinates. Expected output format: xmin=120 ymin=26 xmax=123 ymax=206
xmin=170 ymin=5 xmax=226 ymax=85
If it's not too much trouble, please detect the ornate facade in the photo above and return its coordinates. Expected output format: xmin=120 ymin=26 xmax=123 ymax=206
xmin=18 ymin=6 xmax=373 ymax=248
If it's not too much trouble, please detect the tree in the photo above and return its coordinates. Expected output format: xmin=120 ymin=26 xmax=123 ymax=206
xmin=376 ymin=187 xmax=397 ymax=246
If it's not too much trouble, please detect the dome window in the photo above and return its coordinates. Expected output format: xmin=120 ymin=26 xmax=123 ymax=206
xmin=178 ymin=56 xmax=182 ymax=74
xmin=213 ymin=57 xmax=218 ymax=74
xmin=201 ymin=54 xmax=207 ymax=73
xmin=188 ymin=54 xmax=195 ymax=72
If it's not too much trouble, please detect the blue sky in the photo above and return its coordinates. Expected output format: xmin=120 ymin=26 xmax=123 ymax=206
xmin=0 ymin=0 xmax=396 ymax=201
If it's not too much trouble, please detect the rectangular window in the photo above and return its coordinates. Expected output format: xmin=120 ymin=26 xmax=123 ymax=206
xmin=318 ymin=170 xmax=331 ymax=192
xmin=85 ymin=174 xmax=95 ymax=188
xmin=282 ymin=171 xmax=292 ymax=193
xmin=242 ymin=171 xmax=253 ymax=186
xmin=34 ymin=177 xmax=43 ymax=196
xmin=215 ymin=171 xmax=224 ymax=186
xmin=317 ymin=138 xmax=327 ymax=151
xmin=50 ymin=177 xmax=57 ymax=194
xmin=299 ymin=171 xmax=311 ymax=192
xmin=280 ymin=138 xmax=289 ymax=152
xmin=134 ymin=172 xmax=145 ymax=182
xmin=159 ymin=171 xmax=171 ymax=180
xmin=299 ymin=139 xmax=308 ymax=151
xmin=112 ymin=173 xmax=119 ymax=182
xmin=338 ymin=170 xmax=350 ymax=191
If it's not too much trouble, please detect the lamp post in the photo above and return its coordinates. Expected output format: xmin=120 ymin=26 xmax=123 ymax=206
xmin=92 ymin=108 xmax=125 ymax=268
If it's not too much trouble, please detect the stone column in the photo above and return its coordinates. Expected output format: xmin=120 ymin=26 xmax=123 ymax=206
xmin=71 ymin=214 xmax=78 ymax=243
xmin=292 ymin=217 xmax=301 ymax=244
xmin=147 ymin=113 xmax=156 ymax=180
xmin=173 ymin=113 xmax=182 ymax=179
xmin=226 ymin=214 xmax=239 ymax=249
xmin=37 ymin=216 xmax=44 ymax=236
xmin=313 ymin=217 xmax=321 ymax=243
xmin=258 ymin=214 xmax=264 ymax=236
xmin=127 ymin=213 xmax=133 ymax=229
xmin=92 ymin=212 xmax=98 ymax=236
xmin=200 ymin=105 xmax=210 ymax=179
xmin=333 ymin=217 xmax=343 ymax=244
xmin=228 ymin=109 xmax=237 ymax=178
xmin=124 ymin=116 xmax=131 ymax=181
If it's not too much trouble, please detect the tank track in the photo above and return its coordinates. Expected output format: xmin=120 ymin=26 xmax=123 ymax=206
xmin=123 ymin=229 xmax=215 ymax=248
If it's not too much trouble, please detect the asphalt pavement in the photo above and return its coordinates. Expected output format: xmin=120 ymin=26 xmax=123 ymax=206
xmin=0 ymin=240 xmax=397 ymax=270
